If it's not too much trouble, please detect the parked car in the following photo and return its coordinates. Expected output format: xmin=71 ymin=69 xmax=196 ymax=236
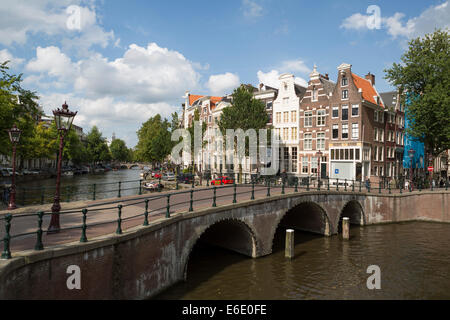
xmin=153 ymin=172 xmax=162 ymax=179
xmin=143 ymin=181 xmax=164 ymax=191
xmin=177 ymin=173 xmax=194 ymax=184
xmin=211 ymin=176 xmax=234 ymax=185
xmin=162 ymin=173 xmax=175 ymax=181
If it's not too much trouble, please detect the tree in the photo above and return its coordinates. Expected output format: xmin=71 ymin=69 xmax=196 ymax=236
xmin=218 ymin=85 xmax=269 ymax=181
xmin=85 ymin=126 xmax=111 ymax=164
xmin=110 ymin=138 xmax=129 ymax=162
xmin=135 ymin=114 xmax=172 ymax=165
xmin=384 ymin=29 xmax=450 ymax=164
xmin=0 ymin=61 xmax=42 ymax=162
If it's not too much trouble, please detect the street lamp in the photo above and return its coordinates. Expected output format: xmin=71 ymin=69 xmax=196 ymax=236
xmin=408 ymin=148 xmax=415 ymax=191
xmin=47 ymin=102 xmax=77 ymax=233
xmin=316 ymin=150 xmax=323 ymax=182
xmin=7 ymin=124 xmax=21 ymax=210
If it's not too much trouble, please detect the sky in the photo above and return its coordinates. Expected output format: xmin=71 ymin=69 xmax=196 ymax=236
xmin=0 ymin=0 xmax=449 ymax=148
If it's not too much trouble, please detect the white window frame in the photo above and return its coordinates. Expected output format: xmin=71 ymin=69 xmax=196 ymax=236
xmin=304 ymin=133 xmax=312 ymax=150
xmin=332 ymin=106 xmax=339 ymax=119
xmin=351 ymin=104 xmax=359 ymax=117
xmin=304 ymin=111 xmax=313 ymax=127
xmin=317 ymin=109 xmax=326 ymax=126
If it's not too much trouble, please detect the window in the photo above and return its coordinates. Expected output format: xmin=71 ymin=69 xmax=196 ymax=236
xmin=345 ymin=149 xmax=349 ymax=160
xmin=203 ymin=107 xmax=207 ymax=114
xmin=342 ymin=90 xmax=348 ymax=99
xmin=380 ymin=112 xmax=384 ymax=123
xmin=317 ymin=109 xmax=326 ymax=126
xmin=268 ymin=113 xmax=272 ymax=123
xmin=332 ymin=106 xmax=339 ymax=118
xmin=291 ymin=127 xmax=297 ymax=140
xmin=374 ymin=146 xmax=378 ymax=161
xmin=374 ymin=166 xmax=378 ymax=176
xmin=304 ymin=111 xmax=313 ymax=127
xmin=276 ymin=112 xmax=281 ymax=124
xmin=292 ymin=147 xmax=297 ymax=172
xmin=331 ymin=149 xmax=335 ymax=160
xmin=283 ymin=97 xmax=289 ymax=105
xmin=266 ymin=101 xmax=273 ymax=109
xmin=374 ymin=128 xmax=378 ymax=141
xmin=352 ymin=123 xmax=359 ymax=139
xmin=284 ymin=147 xmax=289 ymax=172
xmin=275 ymin=128 xmax=281 ymax=139
xmin=304 ymin=133 xmax=312 ymax=150
xmin=208 ymin=115 xmax=212 ymax=123
xmin=283 ymin=111 xmax=289 ymax=123
xmin=317 ymin=132 xmax=325 ymax=150
xmin=332 ymin=124 xmax=339 ymax=139
xmin=350 ymin=149 xmax=354 ymax=160
xmin=342 ymin=77 xmax=348 ymax=86
xmin=302 ymin=157 xmax=308 ymax=173
xmin=380 ymin=129 xmax=384 ymax=142
xmin=291 ymin=110 xmax=297 ymax=122
xmin=352 ymin=104 xmax=359 ymax=116
xmin=312 ymin=88 xmax=318 ymax=101
xmin=355 ymin=149 xmax=360 ymax=160
xmin=342 ymin=105 xmax=348 ymax=120
xmin=374 ymin=110 xmax=378 ymax=122
xmin=379 ymin=147 xmax=383 ymax=162
xmin=342 ymin=124 xmax=348 ymax=139
xmin=311 ymin=157 xmax=318 ymax=173
xmin=283 ymin=128 xmax=289 ymax=140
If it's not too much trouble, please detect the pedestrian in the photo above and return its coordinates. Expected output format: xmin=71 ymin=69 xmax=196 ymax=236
xmin=405 ymin=179 xmax=409 ymax=190
xmin=432 ymin=179 xmax=436 ymax=188
xmin=365 ymin=176 xmax=371 ymax=190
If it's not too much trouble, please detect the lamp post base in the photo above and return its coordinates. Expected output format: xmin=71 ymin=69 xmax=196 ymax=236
xmin=47 ymin=202 xmax=61 ymax=234
xmin=7 ymin=203 xmax=17 ymax=210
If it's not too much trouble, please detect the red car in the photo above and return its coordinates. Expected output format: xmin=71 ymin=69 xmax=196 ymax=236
xmin=153 ymin=172 xmax=162 ymax=179
xmin=211 ymin=176 xmax=234 ymax=185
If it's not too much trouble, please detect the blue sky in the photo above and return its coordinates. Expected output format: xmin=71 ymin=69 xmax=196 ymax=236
xmin=0 ymin=0 xmax=449 ymax=147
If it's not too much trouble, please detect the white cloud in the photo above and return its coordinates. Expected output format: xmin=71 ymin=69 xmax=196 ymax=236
xmin=206 ymin=72 xmax=240 ymax=96
xmin=257 ymin=70 xmax=308 ymax=88
xmin=341 ymin=1 xmax=450 ymax=39
xmin=242 ymin=0 xmax=263 ymax=18
xmin=0 ymin=49 xmax=24 ymax=68
xmin=0 ymin=0 xmax=114 ymax=51
xmin=280 ymin=59 xmax=311 ymax=74
xmin=26 ymin=46 xmax=77 ymax=80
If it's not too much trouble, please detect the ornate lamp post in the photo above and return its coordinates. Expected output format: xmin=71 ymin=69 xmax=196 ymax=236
xmin=7 ymin=124 xmax=21 ymax=210
xmin=47 ymin=102 xmax=77 ymax=233
xmin=408 ymin=148 xmax=415 ymax=191
xmin=316 ymin=150 xmax=323 ymax=183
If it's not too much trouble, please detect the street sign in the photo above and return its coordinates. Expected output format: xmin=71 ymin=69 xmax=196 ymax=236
xmin=335 ymin=169 xmax=339 ymax=174
xmin=428 ymin=166 xmax=433 ymax=172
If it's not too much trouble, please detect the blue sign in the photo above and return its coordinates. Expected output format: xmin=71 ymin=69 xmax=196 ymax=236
xmin=335 ymin=169 xmax=339 ymax=174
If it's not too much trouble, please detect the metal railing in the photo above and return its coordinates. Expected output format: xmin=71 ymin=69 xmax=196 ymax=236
xmin=1 ymin=176 xmax=448 ymax=260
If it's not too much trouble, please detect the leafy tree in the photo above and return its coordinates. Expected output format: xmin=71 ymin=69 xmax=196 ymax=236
xmin=218 ymin=85 xmax=269 ymax=181
xmin=135 ymin=114 xmax=172 ymax=165
xmin=0 ymin=61 xmax=42 ymax=163
xmin=384 ymin=29 xmax=450 ymax=164
xmin=170 ymin=111 xmax=179 ymax=132
xmin=110 ymin=138 xmax=129 ymax=162
xmin=85 ymin=126 xmax=111 ymax=164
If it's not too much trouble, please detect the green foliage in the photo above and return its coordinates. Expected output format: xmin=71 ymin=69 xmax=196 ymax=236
xmin=0 ymin=61 xmax=42 ymax=160
xmin=85 ymin=126 xmax=111 ymax=164
xmin=110 ymin=138 xmax=129 ymax=162
xmin=135 ymin=114 xmax=172 ymax=164
xmin=384 ymin=29 xmax=450 ymax=157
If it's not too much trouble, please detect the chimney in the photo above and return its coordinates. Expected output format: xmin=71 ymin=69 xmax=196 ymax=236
xmin=365 ymin=72 xmax=375 ymax=85
xmin=324 ymin=73 xmax=329 ymax=80
xmin=259 ymin=83 xmax=264 ymax=91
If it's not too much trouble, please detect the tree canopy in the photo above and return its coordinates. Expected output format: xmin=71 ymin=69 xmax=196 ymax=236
xmin=85 ymin=126 xmax=111 ymax=164
xmin=384 ymin=29 xmax=450 ymax=158
xmin=135 ymin=114 xmax=172 ymax=164
xmin=110 ymin=138 xmax=130 ymax=162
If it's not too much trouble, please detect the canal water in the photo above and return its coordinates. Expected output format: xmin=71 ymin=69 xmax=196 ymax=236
xmin=155 ymin=221 xmax=450 ymax=299
xmin=13 ymin=168 xmax=142 ymax=205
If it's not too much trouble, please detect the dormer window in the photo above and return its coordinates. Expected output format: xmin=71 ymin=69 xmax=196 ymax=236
xmin=312 ymin=87 xmax=318 ymax=101
xmin=342 ymin=90 xmax=348 ymax=100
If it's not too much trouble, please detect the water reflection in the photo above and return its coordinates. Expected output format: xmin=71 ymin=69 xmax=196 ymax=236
xmin=155 ymin=222 xmax=450 ymax=300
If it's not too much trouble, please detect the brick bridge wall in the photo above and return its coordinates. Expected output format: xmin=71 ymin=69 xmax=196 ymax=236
xmin=0 ymin=191 xmax=448 ymax=299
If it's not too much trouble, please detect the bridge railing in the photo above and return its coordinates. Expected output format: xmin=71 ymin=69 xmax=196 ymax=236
xmin=1 ymin=177 xmax=448 ymax=260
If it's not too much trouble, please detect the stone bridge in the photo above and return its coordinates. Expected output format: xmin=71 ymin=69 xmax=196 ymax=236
xmin=0 ymin=190 xmax=448 ymax=299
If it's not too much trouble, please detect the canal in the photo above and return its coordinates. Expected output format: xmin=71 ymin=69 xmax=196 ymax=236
xmin=12 ymin=168 xmax=142 ymax=206
xmin=155 ymin=221 xmax=450 ymax=299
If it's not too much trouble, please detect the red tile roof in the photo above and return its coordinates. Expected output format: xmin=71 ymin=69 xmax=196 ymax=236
xmin=188 ymin=94 xmax=223 ymax=109
xmin=352 ymin=73 xmax=384 ymax=108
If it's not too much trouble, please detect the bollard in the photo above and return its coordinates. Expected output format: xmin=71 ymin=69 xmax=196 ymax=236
xmin=191 ymin=178 xmax=194 ymax=189
xmin=251 ymin=181 xmax=255 ymax=200
xmin=285 ymin=229 xmax=294 ymax=259
xmin=317 ymin=179 xmax=321 ymax=191
xmin=118 ymin=181 xmax=122 ymax=198
xmin=388 ymin=183 xmax=391 ymax=194
xmin=336 ymin=179 xmax=339 ymax=191
xmin=359 ymin=180 xmax=362 ymax=192
xmin=327 ymin=177 xmax=330 ymax=191
xmin=116 ymin=205 xmax=123 ymax=234
xmin=233 ymin=182 xmax=237 ymax=203
xmin=139 ymin=180 xmax=142 ymax=195
xmin=267 ymin=179 xmax=271 ymax=197
xmin=35 ymin=211 xmax=44 ymax=250
xmin=342 ymin=217 xmax=350 ymax=240
xmin=306 ymin=178 xmax=310 ymax=191
xmin=295 ymin=180 xmax=298 ymax=192
xmin=93 ymin=183 xmax=96 ymax=200
xmin=189 ymin=189 xmax=194 ymax=211
xmin=143 ymin=199 xmax=149 ymax=226
xmin=352 ymin=180 xmax=355 ymax=192
xmin=80 ymin=209 xmax=88 ymax=243
xmin=379 ymin=182 xmax=381 ymax=194
xmin=166 ymin=194 xmax=171 ymax=218
xmin=344 ymin=179 xmax=347 ymax=191
xmin=1 ymin=214 xmax=12 ymax=259
xmin=212 ymin=186 xmax=217 ymax=207
xmin=176 ymin=180 xmax=179 ymax=190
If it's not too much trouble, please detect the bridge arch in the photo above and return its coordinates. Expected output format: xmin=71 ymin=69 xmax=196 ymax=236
xmin=337 ymin=200 xmax=365 ymax=233
xmin=269 ymin=200 xmax=332 ymax=250
xmin=182 ymin=218 xmax=259 ymax=280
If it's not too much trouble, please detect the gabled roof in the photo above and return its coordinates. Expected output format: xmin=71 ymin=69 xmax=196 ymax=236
xmin=189 ymin=94 xmax=204 ymax=106
xmin=294 ymin=84 xmax=307 ymax=98
xmin=320 ymin=78 xmax=336 ymax=95
xmin=188 ymin=94 xmax=223 ymax=109
xmin=379 ymin=91 xmax=398 ymax=109
xmin=351 ymin=73 xmax=384 ymax=108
